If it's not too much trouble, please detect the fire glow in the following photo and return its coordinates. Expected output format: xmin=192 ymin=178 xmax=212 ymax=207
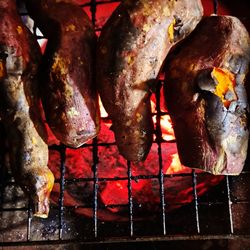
xmin=48 ymin=97 xmax=224 ymax=221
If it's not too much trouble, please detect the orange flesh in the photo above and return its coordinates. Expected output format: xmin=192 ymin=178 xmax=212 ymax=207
xmin=0 ymin=61 xmax=4 ymax=78
xmin=16 ymin=25 xmax=23 ymax=34
xmin=33 ymin=170 xmax=54 ymax=218
xmin=211 ymin=68 xmax=237 ymax=108
xmin=168 ymin=19 xmax=176 ymax=43
xmin=46 ymin=170 xmax=55 ymax=193
xmin=33 ymin=168 xmax=55 ymax=197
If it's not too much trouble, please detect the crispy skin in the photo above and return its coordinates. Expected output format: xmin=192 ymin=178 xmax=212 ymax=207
xmin=164 ymin=16 xmax=250 ymax=175
xmin=25 ymin=0 xmax=100 ymax=148
xmin=97 ymin=0 xmax=203 ymax=162
xmin=0 ymin=0 xmax=54 ymax=217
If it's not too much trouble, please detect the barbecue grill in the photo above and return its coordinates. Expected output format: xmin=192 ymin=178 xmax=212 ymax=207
xmin=1 ymin=0 xmax=250 ymax=249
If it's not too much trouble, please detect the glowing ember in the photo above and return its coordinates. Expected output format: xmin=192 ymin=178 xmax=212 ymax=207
xmin=47 ymin=94 xmax=224 ymax=221
xmin=166 ymin=153 xmax=189 ymax=174
xmin=152 ymin=114 xmax=175 ymax=141
xmin=99 ymin=97 xmax=108 ymax=117
xmin=43 ymin=52 xmax=223 ymax=221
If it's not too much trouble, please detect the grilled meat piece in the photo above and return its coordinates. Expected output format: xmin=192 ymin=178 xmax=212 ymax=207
xmin=25 ymin=0 xmax=100 ymax=148
xmin=164 ymin=16 xmax=250 ymax=175
xmin=97 ymin=0 xmax=203 ymax=162
xmin=0 ymin=0 xmax=54 ymax=217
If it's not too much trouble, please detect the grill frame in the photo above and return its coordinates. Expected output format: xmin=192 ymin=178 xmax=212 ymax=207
xmin=1 ymin=0 xmax=250 ymax=247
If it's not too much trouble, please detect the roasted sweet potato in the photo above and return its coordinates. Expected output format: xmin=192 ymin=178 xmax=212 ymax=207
xmin=164 ymin=16 xmax=250 ymax=175
xmin=97 ymin=0 xmax=203 ymax=162
xmin=25 ymin=0 xmax=100 ymax=148
xmin=0 ymin=0 xmax=54 ymax=217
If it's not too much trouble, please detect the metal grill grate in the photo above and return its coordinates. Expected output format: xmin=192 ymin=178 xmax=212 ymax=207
xmin=1 ymin=0 xmax=250 ymax=248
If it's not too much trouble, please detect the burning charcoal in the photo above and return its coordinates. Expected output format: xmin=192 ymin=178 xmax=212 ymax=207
xmin=49 ymin=138 xmax=223 ymax=220
xmin=164 ymin=16 xmax=250 ymax=175
xmin=96 ymin=0 xmax=203 ymax=162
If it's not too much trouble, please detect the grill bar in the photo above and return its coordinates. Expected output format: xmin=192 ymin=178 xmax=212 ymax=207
xmin=0 ymin=152 xmax=4 ymax=211
xmin=27 ymin=199 xmax=32 ymax=241
xmin=4 ymin=199 xmax=244 ymax=212
xmin=92 ymin=137 xmax=99 ymax=238
xmin=0 ymin=124 xmax=6 ymax=213
xmin=192 ymin=170 xmax=200 ymax=234
xmin=127 ymin=161 xmax=134 ymax=237
xmin=90 ymin=0 xmax=99 ymax=238
xmin=90 ymin=0 xmax=97 ymax=25
xmin=226 ymin=176 xmax=234 ymax=234
xmin=49 ymin=138 xmax=176 ymax=150
xmin=213 ymin=0 xmax=218 ymax=14
xmin=3 ymin=171 xmax=227 ymax=186
xmin=80 ymin=0 xmax=120 ymax=8
xmin=62 ymin=173 xmax=195 ymax=182
xmin=155 ymin=81 xmax=167 ymax=235
xmin=58 ymin=146 xmax=66 ymax=240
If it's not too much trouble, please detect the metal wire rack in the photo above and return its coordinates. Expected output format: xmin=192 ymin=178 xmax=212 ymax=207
xmin=1 ymin=0 xmax=250 ymax=248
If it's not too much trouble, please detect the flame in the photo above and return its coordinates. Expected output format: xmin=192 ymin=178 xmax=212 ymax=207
xmin=161 ymin=115 xmax=175 ymax=141
xmin=151 ymin=100 xmax=186 ymax=174
xmin=99 ymin=97 xmax=183 ymax=175
xmin=99 ymin=97 xmax=108 ymax=117
xmin=166 ymin=153 xmax=189 ymax=174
